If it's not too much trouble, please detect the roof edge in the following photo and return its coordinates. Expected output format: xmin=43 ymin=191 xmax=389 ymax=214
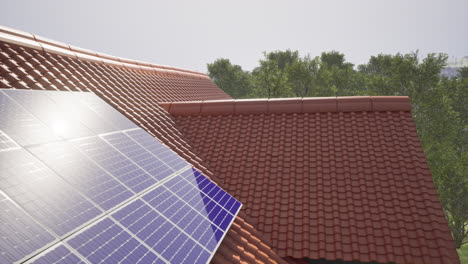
xmin=160 ymin=96 xmax=412 ymax=115
xmin=0 ymin=25 xmax=210 ymax=80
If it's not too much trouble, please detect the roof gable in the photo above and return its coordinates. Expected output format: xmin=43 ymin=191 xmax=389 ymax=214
xmin=169 ymin=98 xmax=460 ymax=264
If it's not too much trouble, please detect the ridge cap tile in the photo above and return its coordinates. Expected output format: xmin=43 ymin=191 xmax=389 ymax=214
xmin=0 ymin=25 xmax=36 ymax=40
xmin=0 ymin=31 xmax=42 ymax=50
xmin=235 ymin=99 xmax=269 ymax=114
xmin=268 ymin=98 xmax=303 ymax=113
xmin=168 ymin=96 xmax=414 ymax=115
xmin=337 ymin=96 xmax=372 ymax=112
xmin=201 ymin=100 xmax=235 ymax=115
xmin=0 ymin=26 xmax=210 ymax=79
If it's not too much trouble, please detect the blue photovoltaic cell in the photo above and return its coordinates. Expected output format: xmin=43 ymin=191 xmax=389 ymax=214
xmin=112 ymin=199 xmax=211 ymax=264
xmin=29 ymin=141 xmax=133 ymax=210
xmin=67 ymin=218 xmax=165 ymax=264
xmin=102 ymin=132 xmax=175 ymax=181
xmin=142 ymin=185 xmax=224 ymax=252
xmin=125 ymin=129 xmax=189 ymax=171
xmin=77 ymin=92 xmax=137 ymax=130
xmin=0 ymin=149 xmax=102 ymax=236
xmin=180 ymin=169 xmax=242 ymax=216
xmin=0 ymin=130 xmax=18 ymax=151
xmin=72 ymin=136 xmax=157 ymax=193
xmin=163 ymin=174 xmax=235 ymax=232
xmin=5 ymin=90 xmax=94 ymax=140
xmin=31 ymin=244 xmax=85 ymax=264
xmin=0 ymin=90 xmax=59 ymax=146
xmin=0 ymin=192 xmax=56 ymax=264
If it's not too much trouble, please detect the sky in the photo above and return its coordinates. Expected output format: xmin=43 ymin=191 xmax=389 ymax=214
xmin=1 ymin=0 xmax=467 ymax=73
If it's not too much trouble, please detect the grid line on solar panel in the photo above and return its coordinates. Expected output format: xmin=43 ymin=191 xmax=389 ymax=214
xmin=124 ymin=129 xmax=189 ymax=172
xmin=179 ymin=169 xmax=242 ymax=216
xmin=0 ymin=149 xmax=103 ymax=237
xmin=0 ymin=90 xmax=59 ymax=146
xmin=4 ymin=90 xmax=95 ymax=140
xmin=162 ymin=174 xmax=236 ymax=232
xmin=71 ymin=136 xmax=160 ymax=194
xmin=66 ymin=217 xmax=168 ymax=264
xmin=142 ymin=185 xmax=225 ymax=253
xmin=0 ymin=192 xmax=57 ymax=264
xmin=0 ymin=129 xmax=19 ymax=152
xmin=75 ymin=92 xmax=137 ymax=131
xmin=111 ymin=199 xmax=211 ymax=264
xmin=100 ymin=132 xmax=176 ymax=182
xmin=28 ymin=141 xmax=134 ymax=211
xmin=30 ymin=244 xmax=87 ymax=264
xmin=43 ymin=92 xmax=123 ymax=135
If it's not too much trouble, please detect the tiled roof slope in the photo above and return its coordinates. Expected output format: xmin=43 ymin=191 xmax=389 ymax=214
xmin=166 ymin=98 xmax=460 ymax=264
xmin=0 ymin=26 xmax=287 ymax=264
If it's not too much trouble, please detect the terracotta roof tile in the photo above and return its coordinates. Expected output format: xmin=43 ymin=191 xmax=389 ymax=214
xmin=171 ymin=99 xmax=460 ymax=264
xmin=0 ymin=26 xmax=285 ymax=264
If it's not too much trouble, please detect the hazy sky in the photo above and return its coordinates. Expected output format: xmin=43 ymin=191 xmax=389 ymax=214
xmin=1 ymin=0 xmax=467 ymax=72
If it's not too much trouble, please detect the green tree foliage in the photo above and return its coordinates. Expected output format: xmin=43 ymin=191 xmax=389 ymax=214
xmin=207 ymin=59 xmax=253 ymax=99
xmin=251 ymin=51 xmax=295 ymax=98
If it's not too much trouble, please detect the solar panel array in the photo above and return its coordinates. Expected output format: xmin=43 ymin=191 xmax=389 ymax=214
xmin=0 ymin=89 xmax=242 ymax=264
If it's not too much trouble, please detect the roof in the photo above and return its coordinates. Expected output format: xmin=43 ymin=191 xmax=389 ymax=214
xmin=0 ymin=25 xmax=460 ymax=264
xmin=0 ymin=25 xmax=286 ymax=264
xmin=164 ymin=98 xmax=460 ymax=264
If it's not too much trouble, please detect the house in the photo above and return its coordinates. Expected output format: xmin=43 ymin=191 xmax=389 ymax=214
xmin=0 ymin=25 xmax=460 ymax=264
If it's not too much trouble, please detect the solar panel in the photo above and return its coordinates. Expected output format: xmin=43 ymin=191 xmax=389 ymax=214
xmin=71 ymin=136 xmax=157 ymax=193
xmin=0 ymin=89 xmax=241 ymax=264
xmin=5 ymin=90 xmax=94 ymax=140
xmin=0 ymin=192 xmax=56 ymax=263
xmin=101 ymin=132 xmax=175 ymax=181
xmin=125 ymin=129 xmax=189 ymax=171
xmin=0 ymin=149 xmax=103 ymax=236
xmin=76 ymin=92 xmax=137 ymax=131
xmin=0 ymin=129 xmax=18 ymax=152
xmin=31 ymin=244 xmax=85 ymax=264
xmin=29 ymin=141 xmax=133 ymax=210
xmin=0 ymin=90 xmax=58 ymax=146
xmin=67 ymin=218 xmax=165 ymax=264
xmin=45 ymin=92 xmax=120 ymax=135
xmin=112 ymin=199 xmax=211 ymax=263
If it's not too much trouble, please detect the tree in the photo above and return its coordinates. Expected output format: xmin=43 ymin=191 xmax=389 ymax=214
xmin=459 ymin=66 xmax=468 ymax=79
xmin=265 ymin=49 xmax=299 ymax=70
xmin=315 ymin=51 xmax=357 ymax=96
xmin=207 ymin=59 xmax=253 ymax=99
xmin=286 ymin=55 xmax=319 ymax=97
xmin=251 ymin=53 xmax=292 ymax=98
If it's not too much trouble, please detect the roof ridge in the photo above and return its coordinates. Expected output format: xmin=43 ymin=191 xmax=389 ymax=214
xmin=0 ymin=25 xmax=209 ymax=79
xmin=160 ymin=96 xmax=412 ymax=115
